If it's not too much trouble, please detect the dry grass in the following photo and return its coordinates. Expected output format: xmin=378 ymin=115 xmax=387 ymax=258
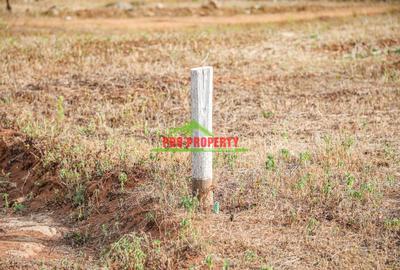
xmin=0 ymin=1 xmax=399 ymax=269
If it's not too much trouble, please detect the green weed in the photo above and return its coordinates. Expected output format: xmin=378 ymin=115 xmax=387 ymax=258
xmin=73 ymin=185 xmax=85 ymax=206
xmin=265 ymin=154 xmax=276 ymax=171
xmin=13 ymin=202 xmax=25 ymax=213
xmin=384 ymin=218 xmax=400 ymax=231
xmin=56 ymin=96 xmax=65 ymax=125
xmin=118 ymin=172 xmax=128 ymax=192
xmin=299 ymin=151 xmax=311 ymax=165
xmin=104 ymin=233 xmax=146 ymax=270
xmin=181 ymin=195 xmax=199 ymax=213
xmin=205 ymin=254 xmax=213 ymax=269
xmin=306 ymin=217 xmax=319 ymax=235
xmin=296 ymin=173 xmax=311 ymax=190
xmin=244 ymin=249 xmax=257 ymax=262
xmin=262 ymin=111 xmax=274 ymax=119
xmin=345 ymin=173 xmax=356 ymax=188
xmin=280 ymin=148 xmax=290 ymax=159
xmin=2 ymin=193 xmax=9 ymax=209
xmin=223 ymin=259 xmax=230 ymax=270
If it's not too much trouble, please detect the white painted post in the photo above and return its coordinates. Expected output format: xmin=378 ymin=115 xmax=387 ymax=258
xmin=191 ymin=66 xmax=213 ymax=208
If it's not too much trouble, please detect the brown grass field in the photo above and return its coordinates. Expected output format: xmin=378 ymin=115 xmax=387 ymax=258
xmin=0 ymin=0 xmax=399 ymax=269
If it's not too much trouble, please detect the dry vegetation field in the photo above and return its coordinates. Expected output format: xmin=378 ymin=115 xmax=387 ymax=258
xmin=0 ymin=0 xmax=400 ymax=269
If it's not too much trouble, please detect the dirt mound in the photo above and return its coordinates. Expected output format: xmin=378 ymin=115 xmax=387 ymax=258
xmin=0 ymin=129 xmax=162 ymax=265
xmin=0 ymin=129 xmax=59 ymax=212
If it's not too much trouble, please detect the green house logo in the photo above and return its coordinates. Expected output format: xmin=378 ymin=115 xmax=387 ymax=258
xmin=168 ymin=120 xmax=213 ymax=137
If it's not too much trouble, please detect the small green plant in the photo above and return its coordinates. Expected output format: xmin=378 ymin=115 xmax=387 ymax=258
xmin=349 ymin=190 xmax=363 ymax=199
xmin=205 ymin=254 xmax=213 ymax=269
xmin=13 ymin=202 xmax=26 ymax=213
xmin=2 ymin=193 xmax=9 ymax=209
xmin=281 ymin=131 xmax=289 ymax=139
xmin=73 ymin=185 xmax=85 ymax=207
xmin=260 ymin=266 xmax=274 ymax=270
xmin=105 ymin=138 xmax=115 ymax=149
xmin=337 ymin=160 xmax=345 ymax=168
xmin=265 ymin=154 xmax=276 ymax=171
xmin=181 ymin=195 xmax=199 ymax=213
xmin=306 ymin=217 xmax=319 ymax=235
xmin=386 ymin=174 xmax=396 ymax=186
xmin=299 ymin=151 xmax=311 ymax=165
xmin=345 ymin=173 xmax=374 ymax=200
xmin=383 ymin=142 xmax=395 ymax=159
xmin=21 ymin=120 xmax=42 ymax=138
xmin=262 ymin=111 xmax=274 ymax=119
xmin=101 ymin=224 xmax=109 ymax=238
xmin=323 ymin=180 xmax=333 ymax=195
xmin=59 ymin=168 xmax=81 ymax=184
xmin=79 ymin=121 xmax=97 ymax=137
xmin=145 ymin=211 xmax=155 ymax=224
xmin=280 ymin=148 xmax=290 ymax=159
xmin=95 ymin=159 xmax=112 ymax=177
xmin=178 ymin=216 xmax=197 ymax=241
xmin=118 ymin=172 xmax=128 ymax=192
xmin=74 ymin=206 xmax=86 ymax=221
xmin=56 ymin=95 xmax=65 ymax=124
xmin=152 ymin=239 xmax=161 ymax=254
xmin=180 ymin=217 xmax=191 ymax=230
xmin=342 ymin=136 xmax=354 ymax=150
xmin=345 ymin=173 xmax=356 ymax=188
xmin=360 ymin=182 xmax=374 ymax=193
xmin=384 ymin=218 xmax=400 ymax=231
xmin=212 ymin=201 xmax=220 ymax=214
xmin=104 ymin=233 xmax=146 ymax=270
xmin=223 ymin=259 xmax=230 ymax=270
xmin=244 ymin=249 xmax=257 ymax=262
xmin=296 ymin=173 xmax=310 ymax=190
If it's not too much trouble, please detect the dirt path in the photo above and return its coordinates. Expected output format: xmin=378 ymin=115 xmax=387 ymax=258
xmin=0 ymin=214 xmax=72 ymax=264
xmin=6 ymin=4 xmax=399 ymax=33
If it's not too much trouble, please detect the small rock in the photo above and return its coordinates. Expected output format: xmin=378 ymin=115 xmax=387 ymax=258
xmin=44 ymin=5 xmax=60 ymax=16
xmin=155 ymin=3 xmax=164 ymax=9
xmin=208 ymin=0 xmax=220 ymax=9
xmin=202 ymin=0 xmax=220 ymax=10
xmin=20 ymin=225 xmax=60 ymax=238
xmin=144 ymin=11 xmax=155 ymax=17
xmin=15 ymin=197 xmax=26 ymax=203
xmin=108 ymin=2 xmax=134 ymax=11
xmin=281 ymin=31 xmax=296 ymax=38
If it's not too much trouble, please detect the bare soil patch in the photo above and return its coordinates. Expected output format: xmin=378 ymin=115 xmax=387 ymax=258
xmin=0 ymin=214 xmax=68 ymax=259
xmin=5 ymin=4 xmax=399 ymax=33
